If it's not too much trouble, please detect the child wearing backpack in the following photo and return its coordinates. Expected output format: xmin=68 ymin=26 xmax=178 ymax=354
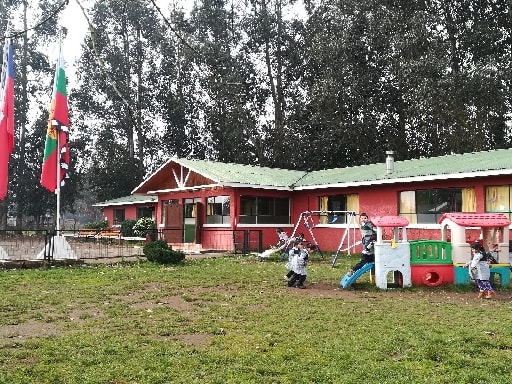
xmin=467 ymin=242 xmax=495 ymax=299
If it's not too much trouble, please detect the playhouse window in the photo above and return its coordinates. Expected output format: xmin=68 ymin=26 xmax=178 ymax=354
xmin=485 ymin=186 xmax=511 ymax=219
xmin=207 ymin=196 xmax=230 ymax=224
xmin=399 ymin=188 xmax=470 ymax=224
xmin=239 ymin=196 xmax=290 ymax=224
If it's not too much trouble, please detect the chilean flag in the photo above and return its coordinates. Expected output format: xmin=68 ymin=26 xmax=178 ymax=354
xmin=0 ymin=38 xmax=15 ymax=200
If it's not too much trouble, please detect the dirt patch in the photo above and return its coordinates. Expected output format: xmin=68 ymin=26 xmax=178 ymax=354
xmin=0 ymin=321 xmax=62 ymax=346
xmin=285 ymin=280 xmax=512 ymax=304
xmin=173 ymin=333 xmax=212 ymax=348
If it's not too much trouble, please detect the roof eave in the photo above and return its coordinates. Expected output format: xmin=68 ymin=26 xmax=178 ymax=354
xmin=294 ymin=169 xmax=512 ymax=190
xmin=147 ymin=182 xmax=292 ymax=194
xmin=92 ymin=199 xmax=157 ymax=207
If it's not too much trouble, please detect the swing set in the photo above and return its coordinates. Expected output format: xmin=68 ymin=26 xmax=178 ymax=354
xmin=287 ymin=211 xmax=360 ymax=261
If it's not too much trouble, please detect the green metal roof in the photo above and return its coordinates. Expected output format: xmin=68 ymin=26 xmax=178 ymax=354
xmin=131 ymin=148 xmax=512 ymax=196
xmin=93 ymin=195 xmax=157 ymax=207
xmin=297 ymin=149 xmax=512 ymax=189
xmin=174 ymin=157 xmax=306 ymax=189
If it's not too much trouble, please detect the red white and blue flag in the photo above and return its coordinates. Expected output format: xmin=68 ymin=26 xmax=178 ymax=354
xmin=0 ymin=38 xmax=15 ymax=200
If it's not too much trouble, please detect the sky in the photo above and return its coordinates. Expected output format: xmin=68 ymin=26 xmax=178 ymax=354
xmin=59 ymin=0 xmax=178 ymax=83
xmin=57 ymin=0 xmax=304 ymax=84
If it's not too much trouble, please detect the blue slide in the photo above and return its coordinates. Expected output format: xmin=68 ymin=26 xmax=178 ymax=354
xmin=339 ymin=262 xmax=375 ymax=289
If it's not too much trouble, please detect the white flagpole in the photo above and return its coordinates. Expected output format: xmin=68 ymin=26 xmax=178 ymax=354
xmin=56 ymin=127 xmax=61 ymax=234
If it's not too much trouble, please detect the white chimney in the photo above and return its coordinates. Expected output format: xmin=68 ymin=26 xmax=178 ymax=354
xmin=386 ymin=151 xmax=394 ymax=175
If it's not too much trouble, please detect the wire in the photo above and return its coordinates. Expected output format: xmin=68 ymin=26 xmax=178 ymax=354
xmin=1 ymin=0 xmax=69 ymax=40
xmin=146 ymin=0 xmax=201 ymax=57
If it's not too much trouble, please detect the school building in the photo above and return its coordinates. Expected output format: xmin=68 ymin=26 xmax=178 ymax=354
xmin=93 ymin=148 xmax=512 ymax=254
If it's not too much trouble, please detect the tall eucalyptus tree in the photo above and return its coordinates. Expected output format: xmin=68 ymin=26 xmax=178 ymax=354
xmin=73 ymin=0 xmax=165 ymax=199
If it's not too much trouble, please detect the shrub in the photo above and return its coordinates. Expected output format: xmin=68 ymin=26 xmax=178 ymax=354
xmin=83 ymin=220 xmax=109 ymax=230
xmin=120 ymin=220 xmax=137 ymax=237
xmin=143 ymin=240 xmax=185 ymax=264
xmin=133 ymin=217 xmax=157 ymax=240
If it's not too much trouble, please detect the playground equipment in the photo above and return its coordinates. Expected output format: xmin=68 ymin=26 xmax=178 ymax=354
xmin=373 ymin=216 xmax=412 ymax=289
xmin=286 ymin=211 xmax=326 ymax=258
xmin=340 ymin=215 xmax=411 ymax=289
xmin=340 ymin=212 xmax=512 ymax=290
xmin=439 ymin=213 xmax=510 ymax=264
xmin=286 ymin=210 xmax=359 ymax=260
xmin=326 ymin=211 xmax=360 ymax=267
xmin=340 ymin=262 xmax=374 ymax=289
xmin=409 ymin=240 xmax=454 ymax=286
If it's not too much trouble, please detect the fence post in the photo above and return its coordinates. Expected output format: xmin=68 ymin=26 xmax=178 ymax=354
xmin=242 ymin=230 xmax=248 ymax=255
xmin=45 ymin=230 xmax=54 ymax=261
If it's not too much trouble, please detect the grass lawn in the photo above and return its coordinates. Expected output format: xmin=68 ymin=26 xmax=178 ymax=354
xmin=1 ymin=253 xmax=512 ymax=384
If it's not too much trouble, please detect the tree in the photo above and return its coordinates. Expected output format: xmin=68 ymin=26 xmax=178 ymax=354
xmin=73 ymin=0 xmax=165 ymax=199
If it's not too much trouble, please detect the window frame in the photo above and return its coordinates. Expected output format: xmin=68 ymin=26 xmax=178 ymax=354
xmin=239 ymin=196 xmax=290 ymax=225
xmin=399 ymin=188 xmax=466 ymax=224
xmin=206 ymin=195 xmax=230 ymax=225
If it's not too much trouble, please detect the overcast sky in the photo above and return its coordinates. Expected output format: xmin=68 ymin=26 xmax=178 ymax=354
xmin=59 ymin=0 xmax=187 ymax=83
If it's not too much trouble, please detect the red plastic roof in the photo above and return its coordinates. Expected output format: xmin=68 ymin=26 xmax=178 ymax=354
xmin=372 ymin=216 xmax=409 ymax=227
xmin=438 ymin=213 xmax=511 ymax=227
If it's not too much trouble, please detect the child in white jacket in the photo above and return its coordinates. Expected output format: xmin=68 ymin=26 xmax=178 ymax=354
xmin=287 ymin=241 xmax=310 ymax=289
xmin=467 ymin=242 xmax=495 ymax=299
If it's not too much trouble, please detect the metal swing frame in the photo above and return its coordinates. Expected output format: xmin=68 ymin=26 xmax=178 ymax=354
xmin=331 ymin=211 xmax=360 ymax=267
xmin=287 ymin=210 xmax=359 ymax=260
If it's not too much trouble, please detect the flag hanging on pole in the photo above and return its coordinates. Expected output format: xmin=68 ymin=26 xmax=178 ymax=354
xmin=40 ymin=47 xmax=70 ymax=193
xmin=0 ymin=37 xmax=15 ymax=200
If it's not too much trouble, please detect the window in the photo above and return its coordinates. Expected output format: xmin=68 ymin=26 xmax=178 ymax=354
xmin=239 ymin=196 xmax=290 ymax=224
xmin=399 ymin=188 xmax=472 ymax=224
xmin=207 ymin=196 xmax=230 ymax=224
xmin=184 ymin=198 xmax=197 ymax=218
xmin=113 ymin=208 xmax=125 ymax=225
xmin=318 ymin=194 xmax=359 ymax=224
xmin=136 ymin=206 xmax=154 ymax=220
xmin=485 ymin=185 xmax=511 ymax=219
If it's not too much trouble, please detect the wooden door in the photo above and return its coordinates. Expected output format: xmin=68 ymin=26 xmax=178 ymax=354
xmin=164 ymin=201 xmax=183 ymax=243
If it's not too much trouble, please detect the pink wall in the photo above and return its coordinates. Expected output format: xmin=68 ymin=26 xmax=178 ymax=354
xmin=102 ymin=205 xmax=153 ymax=227
xmin=102 ymin=174 xmax=512 ymax=252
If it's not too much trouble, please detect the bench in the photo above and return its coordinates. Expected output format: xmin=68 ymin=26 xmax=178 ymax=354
xmin=77 ymin=229 xmax=100 ymax=238
xmin=97 ymin=229 xmax=121 ymax=239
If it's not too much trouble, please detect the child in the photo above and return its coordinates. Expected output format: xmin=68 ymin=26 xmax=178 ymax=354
xmin=274 ymin=228 xmax=289 ymax=248
xmin=360 ymin=213 xmax=376 ymax=247
xmin=287 ymin=241 xmax=309 ymax=289
xmin=347 ymin=234 xmax=375 ymax=276
xmin=467 ymin=242 xmax=495 ymax=299
xmin=294 ymin=232 xmax=307 ymax=243
xmin=284 ymin=240 xmax=302 ymax=281
xmin=280 ymin=232 xmax=308 ymax=261
xmin=259 ymin=228 xmax=289 ymax=259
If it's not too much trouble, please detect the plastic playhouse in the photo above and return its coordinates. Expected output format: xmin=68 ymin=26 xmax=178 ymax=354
xmin=340 ymin=215 xmax=411 ymax=289
xmin=439 ymin=213 xmax=510 ymax=264
xmin=439 ymin=213 xmax=511 ymax=287
xmin=340 ymin=212 xmax=511 ymax=289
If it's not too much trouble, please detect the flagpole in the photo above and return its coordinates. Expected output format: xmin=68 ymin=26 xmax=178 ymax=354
xmin=55 ymin=39 xmax=62 ymax=236
xmin=56 ymin=128 xmax=61 ymax=234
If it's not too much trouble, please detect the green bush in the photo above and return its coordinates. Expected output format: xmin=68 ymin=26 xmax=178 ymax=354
xmin=143 ymin=240 xmax=185 ymax=264
xmin=133 ymin=217 xmax=157 ymax=240
xmin=83 ymin=220 xmax=109 ymax=230
xmin=120 ymin=220 xmax=137 ymax=237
